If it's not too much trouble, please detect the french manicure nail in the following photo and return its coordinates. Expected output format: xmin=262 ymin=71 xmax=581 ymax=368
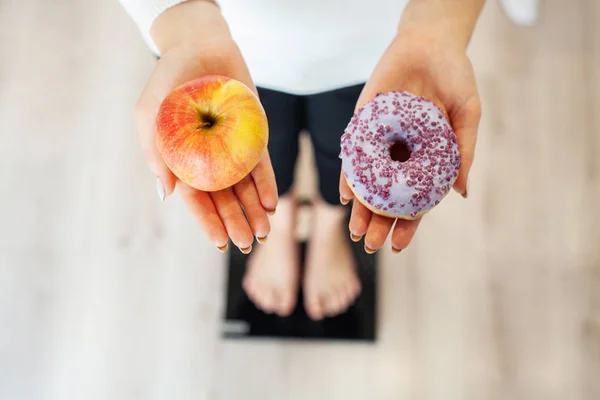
xmin=217 ymin=243 xmax=229 ymax=253
xmin=364 ymin=245 xmax=377 ymax=254
xmin=156 ymin=177 xmax=165 ymax=202
xmin=340 ymin=196 xmax=349 ymax=205
xmin=392 ymin=246 xmax=402 ymax=254
xmin=350 ymin=233 xmax=362 ymax=242
xmin=462 ymin=179 xmax=470 ymax=199
xmin=256 ymin=235 xmax=268 ymax=244
xmin=240 ymin=245 xmax=253 ymax=254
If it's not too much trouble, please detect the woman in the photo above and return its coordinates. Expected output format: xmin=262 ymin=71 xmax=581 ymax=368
xmin=121 ymin=0 xmax=483 ymax=320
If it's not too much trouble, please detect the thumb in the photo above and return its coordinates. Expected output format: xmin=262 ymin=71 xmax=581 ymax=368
xmin=148 ymin=138 xmax=178 ymax=201
xmin=135 ymin=98 xmax=177 ymax=201
xmin=451 ymin=96 xmax=482 ymax=197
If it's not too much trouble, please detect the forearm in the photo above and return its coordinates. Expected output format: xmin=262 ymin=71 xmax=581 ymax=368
xmin=150 ymin=0 xmax=232 ymax=54
xmin=120 ymin=0 xmax=230 ymax=55
xmin=398 ymin=0 xmax=486 ymax=50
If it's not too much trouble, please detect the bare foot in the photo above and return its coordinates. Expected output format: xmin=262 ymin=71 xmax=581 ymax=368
xmin=303 ymin=199 xmax=361 ymax=321
xmin=242 ymin=195 xmax=299 ymax=317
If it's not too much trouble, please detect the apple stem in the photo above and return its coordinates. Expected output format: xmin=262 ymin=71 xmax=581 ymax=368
xmin=198 ymin=121 xmax=214 ymax=129
xmin=197 ymin=109 xmax=218 ymax=130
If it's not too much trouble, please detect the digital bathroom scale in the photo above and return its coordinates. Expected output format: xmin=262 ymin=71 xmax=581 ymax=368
xmin=221 ymin=205 xmax=377 ymax=342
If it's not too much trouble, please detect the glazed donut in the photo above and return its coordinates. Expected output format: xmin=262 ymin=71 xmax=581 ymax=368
xmin=339 ymin=91 xmax=460 ymax=220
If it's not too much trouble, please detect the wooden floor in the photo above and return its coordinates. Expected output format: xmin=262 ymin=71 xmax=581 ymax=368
xmin=1 ymin=1 xmax=598 ymax=399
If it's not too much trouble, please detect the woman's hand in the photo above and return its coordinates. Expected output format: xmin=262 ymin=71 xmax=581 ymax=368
xmin=340 ymin=26 xmax=482 ymax=254
xmin=135 ymin=1 xmax=277 ymax=253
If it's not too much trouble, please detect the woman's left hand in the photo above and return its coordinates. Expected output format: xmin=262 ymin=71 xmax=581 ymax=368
xmin=339 ymin=31 xmax=482 ymax=253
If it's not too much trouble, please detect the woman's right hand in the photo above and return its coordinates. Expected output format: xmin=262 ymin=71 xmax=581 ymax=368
xmin=135 ymin=1 xmax=277 ymax=253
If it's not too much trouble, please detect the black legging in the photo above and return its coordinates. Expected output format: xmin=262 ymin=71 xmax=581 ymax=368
xmin=257 ymin=84 xmax=364 ymax=206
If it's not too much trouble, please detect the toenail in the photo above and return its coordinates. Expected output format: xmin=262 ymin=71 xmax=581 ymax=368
xmin=256 ymin=235 xmax=268 ymax=244
xmin=350 ymin=233 xmax=362 ymax=242
xmin=217 ymin=243 xmax=229 ymax=253
xmin=364 ymin=245 xmax=377 ymax=254
xmin=240 ymin=245 xmax=253 ymax=254
xmin=392 ymin=246 xmax=402 ymax=254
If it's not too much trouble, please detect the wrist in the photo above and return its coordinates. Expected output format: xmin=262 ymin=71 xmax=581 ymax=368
xmin=397 ymin=0 xmax=485 ymax=52
xmin=151 ymin=0 xmax=231 ymax=55
xmin=395 ymin=26 xmax=469 ymax=54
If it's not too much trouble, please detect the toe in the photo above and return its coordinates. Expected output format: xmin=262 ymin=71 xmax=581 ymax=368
xmin=260 ymin=289 xmax=278 ymax=314
xmin=339 ymin=285 xmax=351 ymax=307
xmin=242 ymin=275 xmax=257 ymax=299
xmin=337 ymin=278 xmax=357 ymax=306
xmin=341 ymin=284 xmax=355 ymax=308
xmin=277 ymin=290 xmax=296 ymax=317
xmin=334 ymin=288 xmax=351 ymax=314
xmin=350 ymin=278 xmax=362 ymax=299
xmin=305 ymin=293 xmax=325 ymax=321
xmin=252 ymin=288 xmax=268 ymax=312
xmin=249 ymin=283 xmax=270 ymax=313
xmin=324 ymin=291 xmax=342 ymax=317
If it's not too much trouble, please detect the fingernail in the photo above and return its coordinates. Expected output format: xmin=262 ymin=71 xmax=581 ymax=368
xmin=350 ymin=233 xmax=362 ymax=242
xmin=156 ymin=177 xmax=165 ymax=202
xmin=267 ymin=209 xmax=276 ymax=216
xmin=256 ymin=235 xmax=268 ymax=244
xmin=340 ymin=196 xmax=349 ymax=205
xmin=364 ymin=245 xmax=377 ymax=254
xmin=240 ymin=245 xmax=253 ymax=254
xmin=392 ymin=246 xmax=402 ymax=254
xmin=217 ymin=243 xmax=229 ymax=253
xmin=462 ymin=179 xmax=470 ymax=199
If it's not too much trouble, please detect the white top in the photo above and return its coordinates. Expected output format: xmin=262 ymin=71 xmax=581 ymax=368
xmin=119 ymin=0 xmax=408 ymax=95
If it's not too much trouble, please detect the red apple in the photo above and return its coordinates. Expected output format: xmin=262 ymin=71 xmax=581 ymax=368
xmin=156 ymin=75 xmax=268 ymax=192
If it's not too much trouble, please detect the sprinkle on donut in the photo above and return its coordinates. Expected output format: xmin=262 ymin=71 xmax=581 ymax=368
xmin=339 ymin=91 xmax=460 ymax=219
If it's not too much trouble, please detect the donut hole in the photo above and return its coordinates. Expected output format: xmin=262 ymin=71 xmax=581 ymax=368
xmin=390 ymin=141 xmax=411 ymax=163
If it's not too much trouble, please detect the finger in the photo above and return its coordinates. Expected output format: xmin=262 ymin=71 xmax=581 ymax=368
xmin=135 ymin=57 xmax=196 ymax=200
xmin=364 ymin=214 xmax=395 ymax=252
xmin=233 ymin=175 xmax=271 ymax=240
xmin=391 ymin=217 xmax=422 ymax=252
xmin=178 ymin=184 xmax=229 ymax=249
xmin=339 ymin=172 xmax=355 ymax=205
xmin=135 ymin=98 xmax=178 ymax=200
xmin=451 ymin=96 xmax=482 ymax=197
xmin=349 ymin=200 xmax=372 ymax=240
xmin=210 ymin=188 xmax=254 ymax=251
xmin=251 ymin=151 xmax=278 ymax=213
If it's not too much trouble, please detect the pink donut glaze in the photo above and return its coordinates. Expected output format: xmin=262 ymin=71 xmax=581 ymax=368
xmin=339 ymin=91 xmax=460 ymax=218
